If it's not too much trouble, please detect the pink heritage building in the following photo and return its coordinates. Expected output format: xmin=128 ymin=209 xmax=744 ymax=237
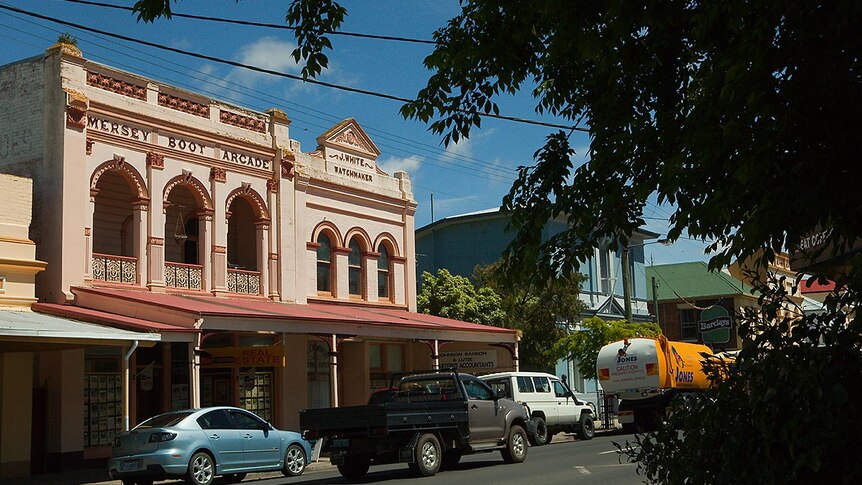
xmin=0 ymin=42 xmax=519 ymax=477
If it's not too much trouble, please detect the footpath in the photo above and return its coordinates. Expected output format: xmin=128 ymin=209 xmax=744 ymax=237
xmin=1 ymin=427 xmax=624 ymax=485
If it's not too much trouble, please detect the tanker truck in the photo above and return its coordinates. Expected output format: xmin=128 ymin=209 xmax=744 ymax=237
xmin=596 ymin=336 xmax=713 ymax=432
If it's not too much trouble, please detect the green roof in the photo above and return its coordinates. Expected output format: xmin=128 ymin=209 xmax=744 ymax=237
xmin=646 ymin=262 xmax=753 ymax=301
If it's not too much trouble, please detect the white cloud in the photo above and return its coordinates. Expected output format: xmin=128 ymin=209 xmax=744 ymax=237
xmin=226 ymin=37 xmax=303 ymax=89
xmin=378 ymin=155 xmax=422 ymax=177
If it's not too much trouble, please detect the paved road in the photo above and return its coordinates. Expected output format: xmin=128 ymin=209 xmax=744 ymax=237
xmin=5 ymin=432 xmax=645 ymax=485
xmin=284 ymin=433 xmax=642 ymax=485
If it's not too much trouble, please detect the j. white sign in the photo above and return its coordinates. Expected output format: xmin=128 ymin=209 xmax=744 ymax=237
xmin=440 ymin=350 xmax=498 ymax=371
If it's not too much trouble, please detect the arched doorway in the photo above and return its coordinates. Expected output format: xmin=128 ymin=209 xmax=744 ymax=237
xmin=90 ymin=161 xmax=147 ymax=285
xmin=226 ymin=197 xmax=260 ymax=294
xmin=164 ymin=184 xmax=207 ymax=290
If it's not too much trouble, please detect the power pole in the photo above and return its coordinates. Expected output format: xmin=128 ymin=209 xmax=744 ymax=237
xmin=430 ymin=193 xmax=435 ymax=223
xmin=621 ymin=247 xmax=633 ymax=322
xmin=652 ymin=276 xmax=660 ymax=325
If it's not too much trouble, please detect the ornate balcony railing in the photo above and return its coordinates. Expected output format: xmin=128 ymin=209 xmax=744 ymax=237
xmin=91 ymin=253 xmax=137 ymax=284
xmin=228 ymin=268 xmax=261 ymax=295
xmin=165 ymin=262 xmax=203 ymax=290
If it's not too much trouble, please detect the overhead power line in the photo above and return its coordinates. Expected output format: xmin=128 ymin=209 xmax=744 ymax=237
xmin=61 ymin=0 xmax=437 ymax=45
xmin=0 ymin=10 xmax=520 ymax=194
xmin=0 ymin=3 xmax=586 ymax=132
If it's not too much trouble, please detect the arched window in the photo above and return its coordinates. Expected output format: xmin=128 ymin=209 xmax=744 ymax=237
xmin=316 ymin=233 xmax=333 ymax=294
xmin=348 ymin=238 xmax=363 ymax=296
xmin=377 ymin=244 xmax=390 ymax=300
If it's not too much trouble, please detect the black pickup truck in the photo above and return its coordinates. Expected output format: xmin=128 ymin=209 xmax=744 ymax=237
xmin=299 ymin=370 xmax=531 ymax=479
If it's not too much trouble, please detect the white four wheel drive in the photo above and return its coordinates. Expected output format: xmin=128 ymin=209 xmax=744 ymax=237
xmin=481 ymin=372 xmax=595 ymax=446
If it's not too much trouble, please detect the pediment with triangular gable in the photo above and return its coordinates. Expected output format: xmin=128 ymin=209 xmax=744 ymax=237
xmin=316 ymin=118 xmax=381 ymax=179
xmin=596 ymin=296 xmax=626 ymax=319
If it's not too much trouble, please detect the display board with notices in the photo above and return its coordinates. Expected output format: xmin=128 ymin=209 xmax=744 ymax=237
xmin=83 ymin=373 xmax=121 ymax=447
xmin=239 ymin=370 xmax=273 ymax=422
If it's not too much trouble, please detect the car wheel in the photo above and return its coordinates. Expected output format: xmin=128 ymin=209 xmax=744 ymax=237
xmin=337 ymin=457 xmax=370 ymax=480
xmin=577 ymin=414 xmax=595 ymax=440
xmin=282 ymin=443 xmax=307 ymax=477
xmin=223 ymin=473 xmax=247 ymax=483
xmin=441 ymin=450 xmax=462 ymax=470
xmin=413 ymin=433 xmax=441 ymax=476
xmin=185 ymin=451 xmax=215 ymax=485
xmin=528 ymin=416 xmax=549 ymax=446
xmin=501 ymin=425 xmax=528 ymax=464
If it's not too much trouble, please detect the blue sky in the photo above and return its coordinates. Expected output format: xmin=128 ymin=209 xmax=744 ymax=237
xmin=0 ymin=0 xmax=713 ymax=265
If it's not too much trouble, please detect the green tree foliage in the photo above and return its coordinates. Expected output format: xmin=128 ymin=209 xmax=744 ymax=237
xmin=475 ymin=262 xmax=587 ymax=372
xmin=621 ymin=277 xmax=861 ymax=484
xmin=554 ymin=317 xmax=661 ymax=381
xmin=133 ymin=2 xmax=862 ymax=481
xmin=417 ymin=269 xmax=506 ymax=327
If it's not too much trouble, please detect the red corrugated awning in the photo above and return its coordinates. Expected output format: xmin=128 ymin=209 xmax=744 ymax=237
xmin=33 ymin=302 xmax=199 ymax=336
xmin=68 ymin=287 xmax=518 ymax=343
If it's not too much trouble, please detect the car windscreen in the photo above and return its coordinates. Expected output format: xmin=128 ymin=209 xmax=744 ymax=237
xmin=397 ymin=376 xmax=460 ymax=400
xmin=135 ymin=411 xmax=194 ymax=429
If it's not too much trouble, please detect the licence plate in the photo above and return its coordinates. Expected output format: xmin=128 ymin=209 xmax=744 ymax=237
xmin=119 ymin=459 xmax=142 ymax=472
xmin=332 ymin=438 xmax=349 ymax=448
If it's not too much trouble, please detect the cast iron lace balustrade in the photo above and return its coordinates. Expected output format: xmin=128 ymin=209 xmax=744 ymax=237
xmin=91 ymin=253 xmax=137 ymax=284
xmin=227 ymin=268 xmax=260 ymax=295
xmin=164 ymin=262 xmax=203 ymax=290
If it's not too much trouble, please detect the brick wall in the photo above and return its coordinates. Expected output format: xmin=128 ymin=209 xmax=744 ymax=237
xmin=0 ymin=57 xmax=44 ymax=168
xmin=0 ymin=173 xmax=32 ymax=226
xmin=0 ymin=56 xmax=45 ymax=242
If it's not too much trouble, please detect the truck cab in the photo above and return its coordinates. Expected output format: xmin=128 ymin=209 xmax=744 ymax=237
xmin=299 ymin=369 xmax=530 ymax=479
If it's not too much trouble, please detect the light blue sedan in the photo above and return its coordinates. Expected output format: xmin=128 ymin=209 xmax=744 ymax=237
xmin=109 ymin=406 xmax=312 ymax=485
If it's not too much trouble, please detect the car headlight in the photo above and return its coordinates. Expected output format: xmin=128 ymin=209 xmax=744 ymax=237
xmin=149 ymin=432 xmax=178 ymax=443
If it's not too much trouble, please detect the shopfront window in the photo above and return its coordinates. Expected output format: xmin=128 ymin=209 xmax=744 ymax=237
xmin=307 ymin=341 xmax=331 ymax=408
xmin=84 ymin=347 xmax=121 ymax=448
xmin=135 ymin=344 xmax=163 ymax=423
xmin=370 ymin=343 xmax=404 ymax=390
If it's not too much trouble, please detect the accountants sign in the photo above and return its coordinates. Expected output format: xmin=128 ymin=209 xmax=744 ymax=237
xmin=440 ymin=350 xmax=498 ymax=371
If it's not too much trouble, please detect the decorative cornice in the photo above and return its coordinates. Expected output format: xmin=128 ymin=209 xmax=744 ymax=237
xmin=66 ymin=92 xmax=87 ymax=130
xmin=391 ymin=255 xmax=408 ymax=263
xmin=362 ymin=251 xmax=380 ymax=258
xmin=269 ymin=252 xmax=279 ymax=260
xmin=86 ymin=71 xmax=146 ymax=100
xmin=146 ymin=151 xmax=164 ymax=169
xmin=158 ymin=92 xmax=210 ymax=118
xmin=213 ymin=245 xmax=227 ymax=254
xmin=306 ymin=242 xmax=321 ymax=250
xmin=266 ymin=178 xmax=278 ymax=193
xmin=84 ymin=227 xmax=91 ymax=237
xmin=210 ymin=167 xmax=226 ymax=183
xmin=333 ymin=247 xmax=352 ymax=255
xmin=281 ymin=159 xmax=295 ymax=179
xmin=149 ymin=237 xmax=164 ymax=246
xmin=86 ymin=138 xmax=94 ymax=155
xmin=220 ymin=110 xmax=266 ymax=133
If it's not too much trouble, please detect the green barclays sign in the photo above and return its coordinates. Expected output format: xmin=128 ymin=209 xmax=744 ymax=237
xmin=698 ymin=306 xmax=733 ymax=344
